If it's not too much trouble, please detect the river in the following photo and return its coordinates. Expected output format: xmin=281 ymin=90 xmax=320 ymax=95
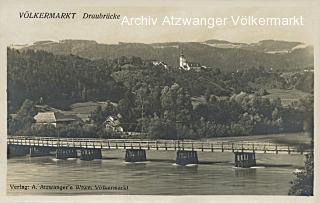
xmin=7 ymin=150 xmax=305 ymax=195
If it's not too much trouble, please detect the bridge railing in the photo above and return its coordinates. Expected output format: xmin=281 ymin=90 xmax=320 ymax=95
xmin=7 ymin=136 xmax=311 ymax=154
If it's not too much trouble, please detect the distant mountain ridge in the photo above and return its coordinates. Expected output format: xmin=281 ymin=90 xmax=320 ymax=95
xmin=16 ymin=39 xmax=313 ymax=71
xmin=203 ymin=39 xmax=304 ymax=53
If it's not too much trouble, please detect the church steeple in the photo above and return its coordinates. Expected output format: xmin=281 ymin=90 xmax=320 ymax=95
xmin=179 ymin=49 xmax=190 ymax=70
xmin=180 ymin=49 xmax=185 ymax=57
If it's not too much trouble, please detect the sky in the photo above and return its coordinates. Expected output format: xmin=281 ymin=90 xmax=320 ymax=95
xmin=0 ymin=1 xmax=316 ymax=45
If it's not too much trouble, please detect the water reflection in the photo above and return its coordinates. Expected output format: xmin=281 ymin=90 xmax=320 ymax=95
xmin=124 ymin=162 xmax=148 ymax=169
xmin=234 ymin=168 xmax=256 ymax=177
xmin=173 ymin=164 xmax=199 ymax=175
xmin=78 ymin=159 xmax=102 ymax=168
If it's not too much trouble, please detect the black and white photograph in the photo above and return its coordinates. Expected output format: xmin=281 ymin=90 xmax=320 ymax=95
xmin=1 ymin=0 xmax=319 ymax=202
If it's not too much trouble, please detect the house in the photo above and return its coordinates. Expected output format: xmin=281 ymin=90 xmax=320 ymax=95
xmin=33 ymin=111 xmax=81 ymax=127
xmin=304 ymin=68 xmax=314 ymax=72
xmin=179 ymin=52 xmax=190 ymax=70
xmin=152 ymin=61 xmax=169 ymax=69
xmin=103 ymin=115 xmax=124 ymax=132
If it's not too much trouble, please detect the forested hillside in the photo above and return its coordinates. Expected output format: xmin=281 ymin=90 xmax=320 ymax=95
xmin=7 ymin=48 xmax=313 ymax=139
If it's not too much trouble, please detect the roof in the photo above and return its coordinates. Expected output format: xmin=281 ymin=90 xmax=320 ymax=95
xmin=34 ymin=111 xmax=80 ymax=123
xmin=54 ymin=112 xmax=78 ymax=122
xmin=34 ymin=112 xmax=56 ymax=123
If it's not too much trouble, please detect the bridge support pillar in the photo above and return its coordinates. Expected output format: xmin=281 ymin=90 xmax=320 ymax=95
xmin=234 ymin=152 xmax=256 ymax=168
xmin=56 ymin=148 xmax=78 ymax=160
xmin=80 ymin=148 xmax=102 ymax=161
xmin=125 ymin=149 xmax=147 ymax=162
xmin=7 ymin=144 xmax=30 ymax=157
xmin=29 ymin=146 xmax=52 ymax=157
xmin=176 ymin=150 xmax=198 ymax=166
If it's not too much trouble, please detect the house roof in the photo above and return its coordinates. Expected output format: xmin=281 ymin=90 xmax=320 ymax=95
xmin=34 ymin=112 xmax=56 ymax=123
xmin=54 ymin=112 xmax=78 ymax=122
xmin=34 ymin=111 xmax=80 ymax=123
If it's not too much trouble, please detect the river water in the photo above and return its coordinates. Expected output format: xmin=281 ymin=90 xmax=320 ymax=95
xmin=7 ymin=150 xmax=305 ymax=195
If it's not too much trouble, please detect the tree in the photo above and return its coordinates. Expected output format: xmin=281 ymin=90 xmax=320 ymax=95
xmin=289 ymin=96 xmax=313 ymax=196
xmin=147 ymin=115 xmax=177 ymax=140
xmin=160 ymin=83 xmax=193 ymax=123
xmin=90 ymin=102 xmax=117 ymax=137
xmin=288 ymin=153 xmax=313 ymax=196
xmin=16 ymin=99 xmax=36 ymax=118
xmin=117 ymin=91 xmax=136 ymax=131
xmin=90 ymin=106 xmax=105 ymax=126
xmin=8 ymin=99 xmax=36 ymax=135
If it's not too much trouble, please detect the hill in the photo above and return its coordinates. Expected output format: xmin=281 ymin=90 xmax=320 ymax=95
xmin=19 ymin=39 xmax=313 ymax=72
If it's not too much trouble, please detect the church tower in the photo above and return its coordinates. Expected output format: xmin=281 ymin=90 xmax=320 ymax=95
xmin=179 ymin=50 xmax=190 ymax=70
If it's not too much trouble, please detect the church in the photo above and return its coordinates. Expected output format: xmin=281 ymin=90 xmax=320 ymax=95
xmin=179 ymin=51 xmax=205 ymax=71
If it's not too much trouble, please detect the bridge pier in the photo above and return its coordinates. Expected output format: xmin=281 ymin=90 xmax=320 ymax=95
xmin=80 ymin=148 xmax=102 ymax=161
xmin=125 ymin=149 xmax=147 ymax=162
xmin=234 ymin=152 xmax=256 ymax=168
xmin=176 ymin=150 xmax=198 ymax=166
xmin=29 ymin=146 xmax=52 ymax=157
xmin=7 ymin=144 xmax=30 ymax=157
xmin=56 ymin=147 xmax=78 ymax=160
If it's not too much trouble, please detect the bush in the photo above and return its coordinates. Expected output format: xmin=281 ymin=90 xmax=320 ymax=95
xmin=289 ymin=153 xmax=313 ymax=196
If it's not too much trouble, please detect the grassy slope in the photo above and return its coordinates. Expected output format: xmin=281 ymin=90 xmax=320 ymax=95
xmin=192 ymin=88 xmax=311 ymax=108
xmin=60 ymin=101 xmax=118 ymax=122
xmin=264 ymin=88 xmax=311 ymax=106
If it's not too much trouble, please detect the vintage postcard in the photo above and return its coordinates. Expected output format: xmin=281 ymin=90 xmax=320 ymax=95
xmin=0 ymin=0 xmax=319 ymax=202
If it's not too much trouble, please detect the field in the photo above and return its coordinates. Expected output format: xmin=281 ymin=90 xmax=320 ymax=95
xmin=264 ymin=88 xmax=311 ymax=106
xmin=191 ymin=88 xmax=311 ymax=108
xmin=191 ymin=96 xmax=207 ymax=108
xmin=60 ymin=101 xmax=118 ymax=122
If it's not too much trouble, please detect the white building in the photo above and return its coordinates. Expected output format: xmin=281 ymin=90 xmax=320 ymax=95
xmin=179 ymin=51 xmax=205 ymax=71
xmin=103 ymin=115 xmax=124 ymax=132
xmin=179 ymin=52 xmax=190 ymax=70
xmin=152 ymin=61 xmax=169 ymax=69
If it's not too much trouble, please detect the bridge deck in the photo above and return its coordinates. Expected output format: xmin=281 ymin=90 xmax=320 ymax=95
xmin=7 ymin=136 xmax=311 ymax=154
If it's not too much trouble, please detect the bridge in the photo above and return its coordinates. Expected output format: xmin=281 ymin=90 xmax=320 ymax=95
xmin=7 ymin=136 xmax=311 ymax=167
